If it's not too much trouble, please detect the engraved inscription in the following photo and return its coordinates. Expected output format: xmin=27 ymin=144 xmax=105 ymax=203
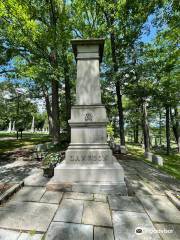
xmin=85 ymin=112 xmax=93 ymax=122
xmin=69 ymin=153 xmax=109 ymax=162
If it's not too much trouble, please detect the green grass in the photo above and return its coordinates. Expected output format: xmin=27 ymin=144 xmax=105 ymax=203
xmin=0 ymin=132 xmax=51 ymax=153
xmin=127 ymin=143 xmax=180 ymax=180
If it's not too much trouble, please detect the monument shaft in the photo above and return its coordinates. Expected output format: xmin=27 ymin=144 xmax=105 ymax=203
xmin=66 ymin=39 xmax=112 ymax=164
xmin=47 ymin=39 xmax=127 ymax=194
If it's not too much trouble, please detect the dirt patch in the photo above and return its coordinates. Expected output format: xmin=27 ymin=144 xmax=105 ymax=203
xmin=0 ymin=148 xmax=34 ymax=164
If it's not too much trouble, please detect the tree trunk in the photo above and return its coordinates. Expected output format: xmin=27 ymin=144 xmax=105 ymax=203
xmin=134 ymin=122 xmax=139 ymax=143
xmin=116 ymin=82 xmax=125 ymax=145
xmin=165 ymin=105 xmax=170 ymax=155
xmin=48 ymin=0 xmax=60 ymax=144
xmin=170 ymin=107 xmax=180 ymax=153
xmin=51 ymin=78 xmax=60 ymax=144
xmin=142 ymin=100 xmax=150 ymax=152
xmin=159 ymin=111 xmax=162 ymax=146
xmin=42 ymin=87 xmax=53 ymax=137
xmin=110 ymin=32 xmax=125 ymax=145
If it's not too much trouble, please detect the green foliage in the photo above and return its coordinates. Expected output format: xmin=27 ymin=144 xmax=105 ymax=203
xmin=0 ymin=0 xmax=179 ymax=152
xmin=0 ymin=81 xmax=38 ymax=130
xmin=42 ymin=152 xmax=64 ymax=168
xmin=107 ymin=123 xmax=114 ymax=138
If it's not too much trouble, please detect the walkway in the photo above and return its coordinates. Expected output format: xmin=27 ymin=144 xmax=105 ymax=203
xmin=0 ymin=158 xmax=179 ymax=240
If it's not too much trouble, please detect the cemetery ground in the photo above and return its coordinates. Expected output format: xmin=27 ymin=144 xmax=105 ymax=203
xmin=0 ymin=133 xmax=180 ymax=239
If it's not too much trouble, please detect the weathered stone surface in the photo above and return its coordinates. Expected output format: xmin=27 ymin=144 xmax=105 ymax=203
xmin=18 ymin=233 xmax=44 ymax=240
xmin=54 ymin=199 xmax=83 ymax=223
xmin=53 ymin=162 xmax=125 ymax=182
xmin=82 ymin=201 xmax=112 ymax=226
xmin=108 ymin=196 xmax=144 ymax=212
xmin=0 ymin=202 xmax=58 ymax=232
xmin=0 ymin=229 xmax=20 ymax=240
xmin=46 ymin=180 xmax=72 ymax=191
xmin=72 ymin=181 xmax=127 ymax=195
xmin=24 ymin=172 xmax=49 ymax=187
xmin=45 ymin=222 xmax=93 ymax=240
xmin=12 ymin=187 xmax=46 ymax=202
xmin=64 ymin=192 xmax=93 ymax=200
xmin=130 ymin=180 xmax=154 ymax=195
xmin=154 ymin=223 xmax=180 ymax=240
xmin=94 ymin=227 xmax=114 ymax=240
xmin=40 ymin=191 xmax=63 ymax=204
xmin=138 ymin=195 xmax=180 ymax=223
xmin=94 ymin=193 xmax=107 ymax=202
xmin=112 ymin=211 xmax=161 ymax=240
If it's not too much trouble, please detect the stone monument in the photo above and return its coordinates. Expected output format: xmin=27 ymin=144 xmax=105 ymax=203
xmin=47 ymin=39 xmax=127 ymax=194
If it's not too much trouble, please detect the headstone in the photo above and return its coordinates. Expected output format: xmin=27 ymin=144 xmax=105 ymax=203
xmin=47 ymin=39 xmax=126 ymax=194
xmin=144 ymin=151 xmax=153 ymax=162
xmin=36 ymin=144 xmax=47 ymax=152
xmin=114 ymin=144 xmax=121 ymax=153
xmin=120 ymin=145 xmax=127 ymax=154
xmin=31 ymin=116 xmax=35 ymax=132
xmin=12 ymin=121 xmax=15 ymax=131
xmin=152 ymin=155 xmax=163 ymax=166
xmin=8 ymin=120 xmax=12 ymax=132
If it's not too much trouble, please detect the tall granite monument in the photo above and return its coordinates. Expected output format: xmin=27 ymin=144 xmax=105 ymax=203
xmin=47 ymin=39 xmax=126 ymax=194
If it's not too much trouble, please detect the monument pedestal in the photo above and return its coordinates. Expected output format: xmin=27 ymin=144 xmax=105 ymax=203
xmin=47 ymin=158 xmax=127 ymax=194
xmin=47 ymin=39 xmax=127 ymax=194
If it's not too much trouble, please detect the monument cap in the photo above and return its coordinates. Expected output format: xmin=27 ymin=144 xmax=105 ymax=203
xmin=71 ymin=38 xmax=105 ymax=63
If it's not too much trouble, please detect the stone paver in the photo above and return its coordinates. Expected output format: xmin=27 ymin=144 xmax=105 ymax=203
xmin=0 ymin=159 xmax=41 ymax=183
xmin=0 ymin=229 xmax=20 ymax=240
xmin=94 ymin=193 xmax=107 ymax=202
xmin=112 ymin=211 xmax=161 ymax=240
xmin=0 ymin=202 xmax=58 ymax=232
xmin=138 ymin=195 xmax=180 ymax=223
xmin=154 ymin=223 xmax=180 ymax=240
xmin=12 ymin=187 xmax=46 ymax=202
xmin=108 ymin=196 xmax=144 ymax=212
xmin=45 ymin=222 xmax=93 ymax=240
xmin=24 ymin=171 xmax=49 ymax=187
xmin=94 ymin=227 xmax=114 ymax=240
xmin=54 ymin=199 xmax=83 ymax=223
xmin=64 ymin=192 xmax=93 ymax=200
xmin=130 ymin=180 xmax=154 ymax=195
xmin=18 ymin=233 xmax=44 ymax=240
xmin=82 ymin=201 xmax=112 ymax=226
xmin=1 ymin=157 xmax=180 ymax=239
xmin=40 ymin=191 xmax=63 ymax=204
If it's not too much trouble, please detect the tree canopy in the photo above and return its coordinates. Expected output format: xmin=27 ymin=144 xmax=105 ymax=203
xmin=0 ymin=0 xmax=179 ymax=154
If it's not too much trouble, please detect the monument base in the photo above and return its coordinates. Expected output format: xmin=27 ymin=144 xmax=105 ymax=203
xmin=46 ymin=157 xmax=127 ymax=195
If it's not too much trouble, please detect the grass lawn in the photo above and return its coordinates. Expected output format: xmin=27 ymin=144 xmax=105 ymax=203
xmin=0 ymin=132 xmax=51 ymax=154
xmin=127 ymin=143 xmax=180 ymax=180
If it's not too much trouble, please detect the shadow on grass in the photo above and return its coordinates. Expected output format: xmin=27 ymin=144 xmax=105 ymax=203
xmin=127 ymin=143 xmax=180 ymax=180
xmin=0 ymin=133 xmax=51 ymax=154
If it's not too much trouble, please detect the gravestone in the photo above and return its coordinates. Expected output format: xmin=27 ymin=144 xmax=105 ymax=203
xmin=47 ymin=39 xmax=126 ymax=194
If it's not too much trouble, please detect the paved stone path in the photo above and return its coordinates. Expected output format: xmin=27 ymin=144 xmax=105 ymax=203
xmin=0 ymin=159 xmax=41 ymax=183
xmin=0 ymin=158 xmax=179 ymax=240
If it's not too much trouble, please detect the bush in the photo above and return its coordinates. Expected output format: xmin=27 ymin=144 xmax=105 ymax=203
xmin=42 ymin=152 xmax=64 ymax=168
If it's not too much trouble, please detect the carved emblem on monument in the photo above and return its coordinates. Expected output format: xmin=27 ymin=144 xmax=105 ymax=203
xmin=85 ymin=112 xmax=93 ymax=122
